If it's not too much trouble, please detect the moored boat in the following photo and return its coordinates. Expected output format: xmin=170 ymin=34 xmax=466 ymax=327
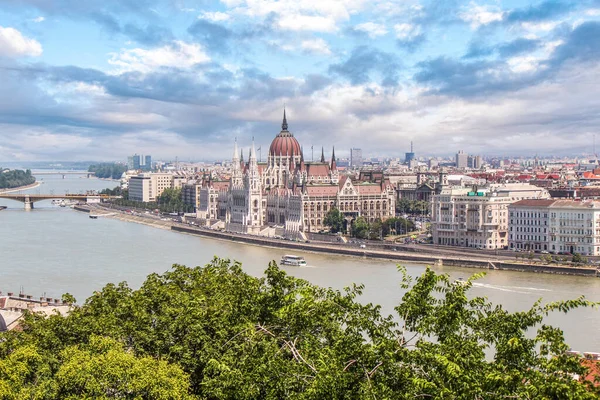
xmin=0 ymin=206 xmax=6 ymax=211
xmin=280 ymin=255 xmax=307 ymax=267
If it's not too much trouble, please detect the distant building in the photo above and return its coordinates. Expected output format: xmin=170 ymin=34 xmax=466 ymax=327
xmin=350 ymin=148 xmax=363 ymax=168
xmin=127 ymin=154 xmax=152 ymax=171
xmin=405 ymin=141 xmax=415 ymax=165
xmin=456 ymin=150 xmax=468 ymax=169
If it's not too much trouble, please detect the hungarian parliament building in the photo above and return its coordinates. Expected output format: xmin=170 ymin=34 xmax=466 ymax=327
xmin=197 ymin=111 xmax=396 ymax=236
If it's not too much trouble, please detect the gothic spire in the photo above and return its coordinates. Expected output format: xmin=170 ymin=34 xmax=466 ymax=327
xmin=331 ymin=146 xmax=337 ymax=170
xmin=240 ymin=148 xmax=244 ymax=163
xmin=281 ymin=107 xmax=288 ymax=131
xmin=233 ymin=137 xmax=239 ymax=163
xmin=320 ymin=146 xmax=325 ymax=163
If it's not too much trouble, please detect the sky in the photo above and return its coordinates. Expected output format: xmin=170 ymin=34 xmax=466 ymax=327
xmin=0 ymin=0 xmax=600 ymax=161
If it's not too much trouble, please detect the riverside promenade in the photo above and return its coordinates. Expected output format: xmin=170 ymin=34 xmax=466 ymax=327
xmin=77 ymin=205 xmax=600 ymax=277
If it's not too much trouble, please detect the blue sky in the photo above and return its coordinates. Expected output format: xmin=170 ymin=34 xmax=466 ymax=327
xmin=0 ymin=0 xmax=600 ymax=161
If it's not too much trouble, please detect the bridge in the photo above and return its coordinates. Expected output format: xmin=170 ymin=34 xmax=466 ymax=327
xmin=0 ymin=193 xmax=120 ymax=210
xmin=34 ymin=171 xmax=96 ymax=179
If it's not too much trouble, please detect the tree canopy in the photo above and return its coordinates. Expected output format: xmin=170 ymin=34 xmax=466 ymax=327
xmin=323 ymin=208 xmax=344 ymax=233
xmin=88 ymin=163 xmax=127 ymax=180
xmin=0 ymin=168 xmax=35 ymax=189
xmin=0 ymin=258 xmax=598 ymax=399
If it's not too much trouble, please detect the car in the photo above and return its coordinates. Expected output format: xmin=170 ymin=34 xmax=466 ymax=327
xmin=541 ymin=250 xmax=549 ymax=254
xmin=359 ymin=244 xmax=366 ymax=249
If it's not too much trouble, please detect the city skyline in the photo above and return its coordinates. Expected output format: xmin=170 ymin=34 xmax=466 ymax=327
xmin=1 ymin=0 xmax=600 ymax=161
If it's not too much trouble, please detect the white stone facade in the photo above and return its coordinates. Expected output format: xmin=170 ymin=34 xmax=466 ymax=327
xmin=431 ymin=183 xmax=550 ymax=249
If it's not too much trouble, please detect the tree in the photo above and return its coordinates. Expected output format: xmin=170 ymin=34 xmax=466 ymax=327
xmin=323 ymin=208 xmax=344 ymax=233
xmin=572 ymin=253 xmax=588 ymax=264
xmin=0 ymin=259 xmax=597 ymax=399
xmin=351 ymin=216 xmax=369 ymax=238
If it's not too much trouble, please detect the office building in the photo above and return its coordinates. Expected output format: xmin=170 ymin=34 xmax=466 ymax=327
xmin=350 ymin=148 xmax=363 ymax=168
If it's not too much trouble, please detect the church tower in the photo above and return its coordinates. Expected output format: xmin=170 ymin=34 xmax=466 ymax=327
xmin=245 ymin=138 xmax=263 ymax=230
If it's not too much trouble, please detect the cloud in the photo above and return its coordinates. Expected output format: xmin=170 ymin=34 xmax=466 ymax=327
xmin=394 ymin=23 xmax=425 ymax=52
xmin=222 ymin=0 xmax=367 ymax=32
xmin=198 ymin=11 xmax=230 ymax=22
xmin=32 ymin=16 xmax=45 ymax=23
xmin=108 ymin=41 xmax=210 ymax=73
xmin=188 ymin=20 xmax=233 ymax=55
xmin=464 ymin=37 xmax=542 ymax=59
xmin=301 ymin=38 xmax=331 ymax=55
xmin=329 ymin=45 xmax=400 ymax=86
xmin=459 ymin=3 xmax=503 ymax=29
xmin=504 ymin=0 xmax=575 ymax=24
xmin=0 ymin=26 xmax=42 ymax=57
xmin=350 ymin=22 xmax=388 ymax=38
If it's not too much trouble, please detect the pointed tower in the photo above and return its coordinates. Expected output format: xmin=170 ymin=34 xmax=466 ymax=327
xmin=330 ymin=146 xmax=339 ymax=184
xmin=245 ymin=137 xmax=263 ymax=230
xmin=231 ymin=138 xmax=243 ymax=187
xmin=320 ymin=147 xmax=325 ymax=163
xmin=282 ymin=107 xmax=288 ymax=131
xmin=331 ymin=147 xmax=337 ymax=170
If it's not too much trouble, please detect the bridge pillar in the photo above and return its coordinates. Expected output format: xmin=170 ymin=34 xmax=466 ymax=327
xmin=24 ymin=195 xmax=33 ymax=210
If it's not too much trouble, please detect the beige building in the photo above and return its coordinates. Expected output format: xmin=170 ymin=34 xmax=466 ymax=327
xmin=431 ymin=183 xmax=550 ymax=249
xmin=509 ymin=199 xmax=600 ymax=255
xmin=129 ymin=172 xmax=185 ymax=202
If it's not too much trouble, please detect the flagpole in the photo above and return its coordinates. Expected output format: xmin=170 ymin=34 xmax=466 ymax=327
xmin=311 ymin=145 xmax=314 ymax=162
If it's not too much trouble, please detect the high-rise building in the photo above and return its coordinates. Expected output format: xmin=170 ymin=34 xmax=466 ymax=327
xmin=350 ymin=148 xmax=363 ymax=168
xmin=456 ymin=150 xmax=468 ymax=169
xmin=405 ymin=141 xmax=415 ymax=165
xmin=127 ymin=154 xmax=151 ymax=171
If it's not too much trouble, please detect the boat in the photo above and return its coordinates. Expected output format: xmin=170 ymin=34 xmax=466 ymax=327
xmin=280 ymin=255 xmax=307 ymax=267
xmin=89 ymin=215 xmax=98 ymax=219
xmin=0 ymin=206 xmax=6 ymax=211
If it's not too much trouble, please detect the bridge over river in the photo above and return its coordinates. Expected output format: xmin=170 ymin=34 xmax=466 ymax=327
xmin=0 ymin=193 xmax=120 ymax=210
xmin=34 ymin=171 xmax=95 ymax=178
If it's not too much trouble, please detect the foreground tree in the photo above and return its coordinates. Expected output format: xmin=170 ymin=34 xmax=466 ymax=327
xmin=0 ymin=258 xmax=597 ymax=399
xmin=323 ymin=208 xmax=344 ymax=233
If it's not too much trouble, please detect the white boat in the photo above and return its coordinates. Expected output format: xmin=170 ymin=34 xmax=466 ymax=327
xmin=280 ymin=255 xmax=307 ymax=267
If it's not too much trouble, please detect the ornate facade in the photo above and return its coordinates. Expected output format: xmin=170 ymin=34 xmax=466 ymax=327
xmin=197 ymin=111 xmax=396 ymax=236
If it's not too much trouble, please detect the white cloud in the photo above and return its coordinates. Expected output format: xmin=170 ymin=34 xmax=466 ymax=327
xmin=32 ymin=16 xmax=45 ymax=23
xmin=198 ymin=11 xmax=230 ymax=21
xmin=301 ymin=38 xmax=332 ymax=55
xmin=394 ymin=23 xmax=420 ymax=39
xmin=354 ymin=22 xmax=387 ymax=38
xmin=585 ymin=9 xmax=600 ymax=16
xmin=108 ymin=41 xmax=210 ymax=74
xmin=459 ymin=3 xmax=503 ymax=29
xmin=0 ymin=26 xmax=42 ymax=57
xmin=223 ymin=0 xmax=368 ymax=32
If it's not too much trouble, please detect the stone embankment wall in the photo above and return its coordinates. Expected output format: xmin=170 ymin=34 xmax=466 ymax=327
xmin=171 ymin=226 xmax=599 ymax=277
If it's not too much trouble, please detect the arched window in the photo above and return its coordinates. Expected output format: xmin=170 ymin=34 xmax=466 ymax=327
xmin=254 ymin=199 xmax=258 ymax=208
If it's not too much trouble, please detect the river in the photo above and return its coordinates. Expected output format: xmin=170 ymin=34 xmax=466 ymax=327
xmin=1 ymin=172 xmax=600 ymax=351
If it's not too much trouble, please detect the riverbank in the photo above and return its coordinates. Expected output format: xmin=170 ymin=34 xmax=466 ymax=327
xmin=76 ymin=205 xmax=600 ymax=277
xmin=0 ymin=181 xmax=41 ymax=194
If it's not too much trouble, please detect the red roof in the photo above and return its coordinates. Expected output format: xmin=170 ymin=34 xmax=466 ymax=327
xmin=305 ymin=185 xmax=339 ymax=196
xmin=269 ymin=130 xmax=301 ymax=157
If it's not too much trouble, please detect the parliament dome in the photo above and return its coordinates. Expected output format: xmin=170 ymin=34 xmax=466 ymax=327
xmin=269 ymin=110 xmax=301 ymax=157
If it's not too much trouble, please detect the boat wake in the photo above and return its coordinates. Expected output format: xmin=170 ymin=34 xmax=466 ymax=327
xmin=471 ymin=282 xmax=551 ymax=294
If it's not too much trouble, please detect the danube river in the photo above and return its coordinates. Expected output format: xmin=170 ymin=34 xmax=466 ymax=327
xmin=1 ymin=172 xmax=600 ymax=350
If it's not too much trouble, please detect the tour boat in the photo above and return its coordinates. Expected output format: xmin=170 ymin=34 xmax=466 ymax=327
xmin=89 ymin=215 xmax=98 ymax=219
xmin=280 ymin=255 xmax=307 ymax=267
xmin=0 ymin=206 xmax=6 ymax=211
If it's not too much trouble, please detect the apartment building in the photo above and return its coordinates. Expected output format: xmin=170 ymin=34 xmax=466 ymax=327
xmin=431 ymin=183 xmax=550 ymax=249
xmin=509 ymin=199 xmax=600 ymax=255
xmin=129 ymin=172 xmax=182 ymax=202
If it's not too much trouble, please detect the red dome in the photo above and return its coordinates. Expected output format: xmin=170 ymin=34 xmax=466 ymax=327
xmin=269 ymin=131 xmax=301 ymax=157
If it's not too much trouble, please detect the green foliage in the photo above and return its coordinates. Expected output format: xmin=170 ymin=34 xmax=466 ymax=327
xmin=88 ymin=163 xmax=127 ymax=179
xmin=110 ymin=187 xmax=193 ymax=213
xmin=323 ymin=208 xmax=344 ymax=233
xmin=351 ymin=216 xmax=369 ymax=238
xmin=572 ymin=253 xmax=588 ymax=264
xmin=0 ymin=168 xmax=35 ymax=189
xmin=0 ymin=259 xmax=598 ymax=399
xmin=383 ymin=217 xmax=416 ymax=235
xmin=98 ymin=186 xmax=123 ymax=196
xmin=396 ymin=199 xmax=430 ymax=215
